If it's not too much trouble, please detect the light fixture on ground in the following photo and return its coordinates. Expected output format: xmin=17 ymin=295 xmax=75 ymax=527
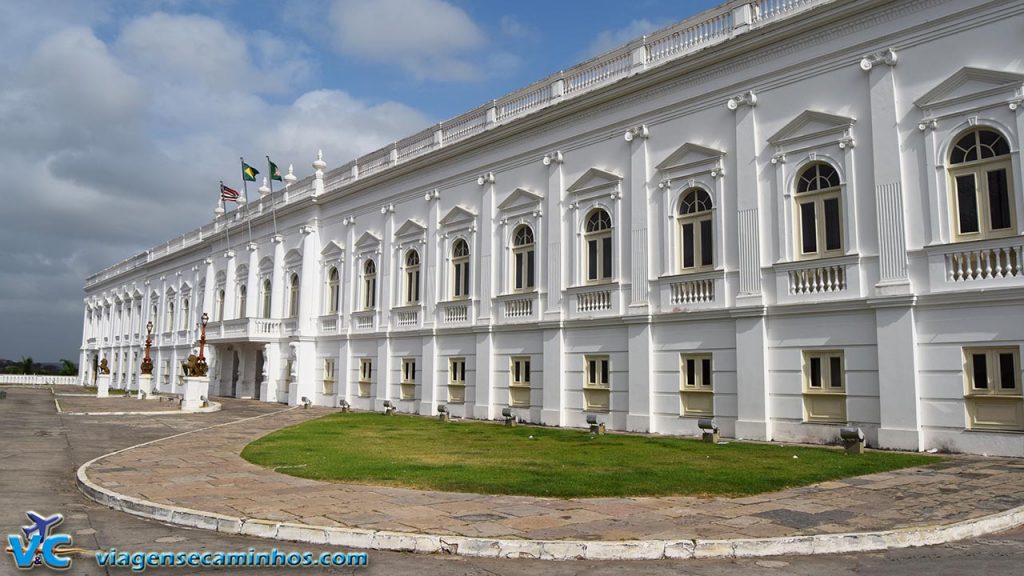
xmin=586 ymin=414 xmax=606 ymax=435
xmin=382 ymin=400 xmax=396 ymax=416
xmin=338 ymin=398 xmax=350 ymax=413
xmin=698 ymin=417 xmax=719 ymax=443
xmin=437 ymin=404 xmax=450 ymax=422
xmin=501 ymin=407 xmax=516 ymax=427
xmin=300 ymin=396 xmax=311 ymax=409
xmin=840 ymin=427 xmax=865 ymax=454
xmin=200 ymin=395 xmax=208 ymax=408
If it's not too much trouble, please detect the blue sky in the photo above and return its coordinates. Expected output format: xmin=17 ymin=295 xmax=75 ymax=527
xmin=0 ymin=0 xmax=721 ymax=362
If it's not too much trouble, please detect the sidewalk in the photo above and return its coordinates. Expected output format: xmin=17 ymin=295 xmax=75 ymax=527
xmin=78 ymin=403 xmax=1024 ymax=560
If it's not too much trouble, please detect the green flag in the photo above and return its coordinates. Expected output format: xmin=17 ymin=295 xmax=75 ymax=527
xmin=242 ymin=162 xmax=260 ymax=182
xmin=268 ymin=159 xmax=283 ymax=182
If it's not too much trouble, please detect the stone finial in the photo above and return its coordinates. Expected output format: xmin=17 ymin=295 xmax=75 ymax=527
xmin=313 ymin=149 xmax=327 ymax=172
xmin=283 ymin=164 xmax=298 ymax=185
xmin=258 ymin=177 xmax=270 ymax=197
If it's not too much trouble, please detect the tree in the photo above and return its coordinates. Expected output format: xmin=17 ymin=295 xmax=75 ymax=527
xmin=59 ymin=359 xmax=77 ymax=376
xmin=17 ymin=356 xmax=34 ymax=375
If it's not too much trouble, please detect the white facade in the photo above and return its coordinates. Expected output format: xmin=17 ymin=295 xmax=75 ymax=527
xmin=81 ymin=0 xmax=1024 ymax=456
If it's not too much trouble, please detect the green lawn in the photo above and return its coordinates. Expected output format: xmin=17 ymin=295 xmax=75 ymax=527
xmin=241 ymin=413 xmax=937 ymax=498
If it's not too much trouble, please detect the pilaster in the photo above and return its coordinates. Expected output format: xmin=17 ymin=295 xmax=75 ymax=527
xmin=245 ymin=243 xmax=259 ymax=318
xmin=270 ymin=235 xmax=285 ymax=319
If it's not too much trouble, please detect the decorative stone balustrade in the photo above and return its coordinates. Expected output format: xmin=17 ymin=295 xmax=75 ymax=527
xmin=439 ymin=301 xmax=470 ymax=325
xmin=393 ymin=307 xmax=420 ymax=328
xmin=788 ymin=262 xmax=847 ymax=295
xmin=670 ymin=278 xmax=716 ymax=304
xmin=576 ymin=287 xmax=613 ymax=312
xmin=351 ymin=311 xmax=375 ymax=331
xmin=319 ymin=315 xmax=338 ymax=334
xmin=945 ymin=242 xmax=1023 ymax=282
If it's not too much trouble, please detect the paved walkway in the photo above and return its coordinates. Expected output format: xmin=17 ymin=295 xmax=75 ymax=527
xmin=56 ymin=395 xmax=188 ymax=413
xmin=83 ymin=406 xmax=1024 ymax=543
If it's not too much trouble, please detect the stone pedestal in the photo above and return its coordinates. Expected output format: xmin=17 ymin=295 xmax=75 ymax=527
xmin=182 ymin=376 xmax=210 ymax=411
xmin=137 ymin=374 xmax=154 ymax=399
xmin=96 ymin=374 xmax=111 ymax=398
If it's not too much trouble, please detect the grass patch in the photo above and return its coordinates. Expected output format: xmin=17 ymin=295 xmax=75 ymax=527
xmin=241 ymin=413 xmax=937 ymax=498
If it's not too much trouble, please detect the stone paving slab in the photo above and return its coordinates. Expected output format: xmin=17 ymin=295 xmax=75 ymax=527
xmin=82 ymin=405 xmax=1024 ymax=544
xmin=57 ymin=395 xmax=189 ymax=413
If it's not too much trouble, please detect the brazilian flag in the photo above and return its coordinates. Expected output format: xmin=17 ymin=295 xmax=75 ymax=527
xmin=242 ymin=162 xmax=260 ymax=182
xmin=268 ymin=159 xmax=283 ymax=182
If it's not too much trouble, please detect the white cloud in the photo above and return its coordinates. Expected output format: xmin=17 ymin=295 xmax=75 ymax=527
xmin=585 ymin=19 xmax=664 ymax=58
xmin=499 ymin=15 xmax=531 ymax=39
xmin=328 ymin=0 xmax=485 ymax=81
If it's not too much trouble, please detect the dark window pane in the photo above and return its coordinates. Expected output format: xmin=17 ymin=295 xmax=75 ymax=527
xmin=824 ymin=198 xmax=841 ymax=251
xmin=810 ymin=357 xmax=821 ymax=387
xmin=601 ymin=360 xmax=609 ymax=384
xmin=454 ymin=266 xmax=463 ymax=296
xmin=682 ymin=223 xmax=694 ymax=268
xmin=524 ymin=361 xmax=530 ymax=382
xmin=462 ymin=263 xmax=470 ymax=295
xmin=829 ymin=356 xmax=842 ymax=388
xmin=700 ymin=220 xmax=713 ymax=266
xmin=527 ymin=250 xmax=535 ymax=288
xmin=415 ymin=271 xmax=420 ymax=301
xmin=686 ymin=358 xmax=695 ymax=386
xmin=514 ymin=253 xmax=523 ymax=289
xmin=701 ymin=358 xmax=712 ymax=387
xmin=602 ymin=237 xmax=613 ymax=278
xmin=999 ymin=353 xmax=1016 ymax=389
xmin=589 ymin=360 xmax=596 ymax=384
xmin=800 ymin=202 xmax=817 ymax=253
xmin=513 ymin=362 xmax=519 ymax=382
xmin=972 ymin=354 xmax=988 ymax=389
xmin=956 ymin=175 xmax=979 ymax=234
xmin=461 ymin=362 xmax=466 ymax=381
xmin=988 ymin=169 xmax=1011 ymax=230
xmin=587 ymin=240 xmax=597 ymax=280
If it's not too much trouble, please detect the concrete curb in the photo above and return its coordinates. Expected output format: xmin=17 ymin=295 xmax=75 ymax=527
xmin=59 ymin=400 xmax=222 ymax=416
xmin=75 ymin=410 xmax=1024 ymax=561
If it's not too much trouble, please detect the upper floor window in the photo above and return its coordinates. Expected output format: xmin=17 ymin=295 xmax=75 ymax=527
xmin=326 ymin=267 xmax=340 ymax=314
xmin=512 ymin=225 xmax=536 ymax=291
xmin=237 ymin=284 xmax=247 ymax=318
xmin=794 ymin=162 xmax=843 ymax=259
xmin=584 ymin=209 xmax=613 ymax=283
xmin=451 ymin=239 xmax=470 ymax=299
xmin=287 ymin=273 xmax=300 ymax=318
xmin=261 ymin=279 xmax=272 ymax=318
xmin=165 ymin=300 xmax=175 ymax=332
xmin=404 ymin=250 xmax=421 ymax=305
xmin=215 ymin=288 xmax=225 ymax=321
xmin=678 ymin=188 xmax=714 ymax=272
xmin=181 ymin=298 xmax=190 ymax=329
xmin=948 ymin=128 xmax=1014 ymax=241
xmin=363 ymin=260 xmax=377 ymax=310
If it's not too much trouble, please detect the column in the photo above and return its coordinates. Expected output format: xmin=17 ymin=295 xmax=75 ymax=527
xmin=874 ymin=298 xmax=922 ymax=450
xmin=541 ymin=327 xmax=565 ymax=426
xmin=543 ymin=152 xmax=564 ymax=319
xmin=477 ymin=175 xmax=495 ymax=321
xmin=246 ymin=243 xmax=260 ymax=318
xmin=298 ymin=224 xmax=318 ymax=333
xmin=224 ymin=250 xmax=237 ymax=320
xmin=270 ymin=234 xmax=285 ymax=318
xmin=626 ymin=125 xmax=651 ymax=309
xmin=473 ymin=331 xmax=494 ymax=420
xmin=202 ymin=260 xmax=215 ymax=320
xmin=735 ymin=311 xmax=770 ymax=440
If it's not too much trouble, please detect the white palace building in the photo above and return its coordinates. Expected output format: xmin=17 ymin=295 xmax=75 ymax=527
xmin=81 ymin=0 xmax=1024 ymax=456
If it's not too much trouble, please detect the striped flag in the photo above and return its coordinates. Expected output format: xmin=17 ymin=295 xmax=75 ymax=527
xmin=220 ymin=182 xmax=241 ymax=202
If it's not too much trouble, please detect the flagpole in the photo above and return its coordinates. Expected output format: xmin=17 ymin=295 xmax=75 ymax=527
xmin=218 ymin=183 xmax=232 ymax=250
xmin=267 ymin=156 xmax=279 ymax=236
xmin=239 ymin=157 xmax=253 ymax=244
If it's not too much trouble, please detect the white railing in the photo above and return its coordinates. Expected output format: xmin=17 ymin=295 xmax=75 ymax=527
xmin=788 ymin=263 xmax=846 ymax=294
xmin=576 ymin=288 xmax=613 ymax=312
xmin=503 ymin=297 xmax=534 ymax=318
xmin=86 ymin=1 xmax=834 ymax=289
xmin=945 ymin=242 xmax=1023 ymax=282
xmin=670 ymin=278 xmax=715 ymax=304
xmin=254 ymin=319 xmax=282 ymax=335
xmin=440 ymin=302 xmax=469 ymax=324
xmin=320 ymin=315 xmax=338 ymax=333
xmin=394 ymin=309 xmax=419 ymax=327
xmin=0 ymin=375 xmax=79 ymax=386
xmin=352 ymin=311 xmax=374 ymax=330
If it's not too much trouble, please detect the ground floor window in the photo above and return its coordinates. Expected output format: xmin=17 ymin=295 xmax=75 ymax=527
xmin=322 ymin=358 xmax=335 ymax=395
xmin=802 ymin=350 xmax=846 ymax=423
xmin=679 ymin=353 xmax=713 ymax=417
xmin=964 ymin=346 xmax=1022 ymax=431
xmin=358 ymin=358 xmax=373 ymax=398
xmin=509 ymin=356 xmax=531 ymax=407
xmin=448 ymin=357 xmax=466 ymax=403
xmin=583 ymin=355 xmax=610 ymax=411
xmin=400 ymin=358 xmax=417 ymax=400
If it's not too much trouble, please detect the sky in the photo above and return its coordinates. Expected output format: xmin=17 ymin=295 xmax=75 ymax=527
xmin=0 ymin=0 xmax=722 ymax=363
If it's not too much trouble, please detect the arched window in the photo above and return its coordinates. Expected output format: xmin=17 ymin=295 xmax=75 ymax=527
xmin=451 ymin=239 xmax=470 ymax=299
xmin=166 ymin=300 xmax=175 ymax=332
xmin=584 ymin=209 xmax=613 ymax=283
xmin=215 ymin=288 xmax=225 ymax=321
xmin=261 ymin=279 xmax=272 ymax=318
xmin=948 ymin=128 xmax=1014 ymax=240
xmin=794 ymin=162 xmax=842 ymax=258
xmin=181 ymin=298 xmax=190 ymax=329
xmin=404 ymin=250 xmax=421 ymax=304
xmin=512 ymin=225 xmax=535 ymax=291
xmin=150 ymin=303 xmax=158 ymax=328
xmin=288 ymin=273 xmax=300 ymax=318
xmin=237 ymin=284 xmax=247 ymax=318
xmin=326 ymin=267 xmax=340 ymax=314
xmin=363 ymin=260 xmax=377 ymax=309
xmin=678 ymin=188 xmax=714 ymax=272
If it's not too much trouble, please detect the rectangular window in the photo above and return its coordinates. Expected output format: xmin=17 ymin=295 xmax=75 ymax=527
xmin=510 ymin=356 xmax=531 ymax=407
xmin=323 ymin=358 xmax=335 ymax=395
xmin=514 ymin=252 xmax=524 ymax=289
xmin=583 ymin=355 xmax=610 ymax=411
xmin=700 ymin=219 xmax=713 ymax=267
xmin=679 ymin=353 xmax=713 ymax=417
xmin=454 ymin=265 xmax=463 ymax=297
xmin=587 ymin=239 xmax=598 ymax=281
xmin=800 ymin=202 xmax=817 ymax=254
xmin=358 ymin=358 xmax=372 ymax=398
xmin=682 ymin=222 xmax=694 ymax=269
xmin=964 ymin=347 xmax=1023 ymax=431
xmin=987 ymin=169 xmax=1011 ymax=230
xmin=401 ymin=358 xmax=416 ymax=400
xmin=956 ymin=174 xmax=979 ymax=234
xmin=601 ymin=236 xmax=613 ymax=279
xmin=526 ymin=250 xmax=535 ymax=288
xmin=823 ymin=197 xmax=841 ymax=251
xmin=802 ymin=350 xmax=846 ymax=423
xmin=448 ymin=357 xmax=466 ymax=403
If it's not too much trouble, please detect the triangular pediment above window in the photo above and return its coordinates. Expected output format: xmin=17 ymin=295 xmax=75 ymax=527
xmin=355 ymin=231 xmax=381 ymax=251
xmin=655 ymin=143 xmax=726 ymax=174
xmin=394 ymin=218 xmax=427 ymax=240
xmin=768 ymin=110 xmax=855 ymax=146
xmin=440 ymin=205 xmax=478 ymax=226
xmin=567 ymin=168 xmax=622 ymax=195
xmin=914 ymin=67 xmax=1024 ymax=110
xmin=320 ymin=240 xmax=345 ymax=259
xmin=497 ymin=187 xmax=543 ymax=211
